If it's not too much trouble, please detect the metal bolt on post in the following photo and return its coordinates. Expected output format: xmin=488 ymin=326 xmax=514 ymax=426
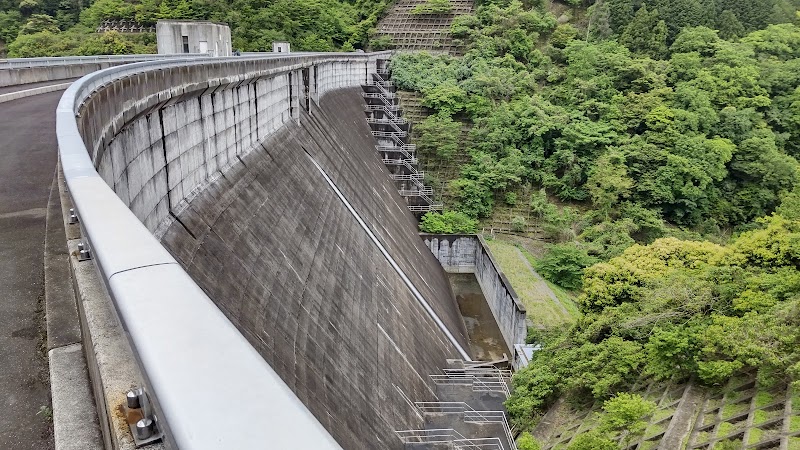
xmin=77 ymin=242 xmax=92 ymax=261
xmin=68 ymin=208 xmax=78 ymax=224
xmin=135 ymin=418 xmax=155 ymax=440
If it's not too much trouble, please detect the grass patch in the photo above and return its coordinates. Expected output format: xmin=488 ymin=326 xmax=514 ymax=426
xmin=752 ymin=409 xmax=768 ymax=425
xmin=754 ymin=391 xmax=774 ymax=408
xmin=721 ymin=401 xmax=749 ymax=419
xmin=485 ymin=239 xmax=578 ymax=327
xmin=791 ymin=416 xmax=800 ymax=433
xmin=518 ymin=245 xmax=581 ymax=316
xmin=748 ymin=427 xmax=763 ymax=445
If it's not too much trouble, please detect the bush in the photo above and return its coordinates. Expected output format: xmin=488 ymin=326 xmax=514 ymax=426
xmin=535 ymin=242 xmax=596 ymax=290
xmin=566 ymin=432 xmax=618 ymax=450
xmin=411 ymin=0 xmax=452 ymax=15
xmin=416 ymin=112 xmax=461 ymax=158
xmin=517 ymin=433 xmax=541 ymax=450
xmin=511 ymin=215 xmax=527 ymax=232
xmin=505 ymin=192 xmax=518 ymax=205
xmin=369 ymin=34 xmax=393 ymax=50
xmin=419 ymin=211 xmax=478 ymax=234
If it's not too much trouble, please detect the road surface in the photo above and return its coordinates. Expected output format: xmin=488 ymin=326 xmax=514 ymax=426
xmin=0 ymin=90 xmax=64 ymax=450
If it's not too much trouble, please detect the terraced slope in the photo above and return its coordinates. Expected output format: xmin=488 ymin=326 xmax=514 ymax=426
xmin=376 ymin=0 xmax=474 ymax=54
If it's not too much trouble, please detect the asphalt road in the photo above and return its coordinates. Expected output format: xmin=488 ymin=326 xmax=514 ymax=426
xmin=0 ymin=91 xmax=63 ymax=450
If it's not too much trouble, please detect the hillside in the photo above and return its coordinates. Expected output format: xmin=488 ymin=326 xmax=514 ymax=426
xmin=0 ymin=0 xmax=390 ymax=57
xmin=389 ymin=0 xmax=800 ymax=448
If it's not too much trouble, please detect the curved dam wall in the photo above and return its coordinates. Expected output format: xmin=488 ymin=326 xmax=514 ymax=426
xmin=70 ymin=54 xmax=470 ymax=449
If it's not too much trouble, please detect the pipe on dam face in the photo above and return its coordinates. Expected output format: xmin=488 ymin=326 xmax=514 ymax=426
xmin=304 ymin=150 xmax=473 ymax=362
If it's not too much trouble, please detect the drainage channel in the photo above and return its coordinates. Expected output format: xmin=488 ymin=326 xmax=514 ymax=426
xmin=448 ymin=273 xmax=511 ymax=362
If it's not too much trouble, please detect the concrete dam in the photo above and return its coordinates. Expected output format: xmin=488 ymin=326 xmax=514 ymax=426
xmin=7 ymin=51 xmax=529 ymax=449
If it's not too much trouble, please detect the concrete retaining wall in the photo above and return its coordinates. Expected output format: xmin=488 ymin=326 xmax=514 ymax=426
xmin=0 ymin=62 xmax=120 ymax=87
xmin=72 ymin=53 xmax=471 ymax=450
xmin=423 ymin=234 xmax=528 ymax=355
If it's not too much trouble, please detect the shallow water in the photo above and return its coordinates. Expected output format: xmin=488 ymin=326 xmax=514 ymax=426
xmin=448 ymin=273 xmax=511 ymax=362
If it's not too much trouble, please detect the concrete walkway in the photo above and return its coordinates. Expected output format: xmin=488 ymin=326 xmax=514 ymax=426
xmin=0 ymin=91 xmax=64 ymax=450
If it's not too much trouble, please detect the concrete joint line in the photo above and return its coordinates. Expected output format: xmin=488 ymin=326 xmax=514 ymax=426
xmin=107 ymin=262 xmax=178 ymax=280
xmin=304 ymin=150 xmax=471 ymax=361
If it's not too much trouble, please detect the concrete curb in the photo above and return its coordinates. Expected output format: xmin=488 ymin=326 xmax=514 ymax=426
xmin=49 ymin=344 xmax=103 ymax=450
xmin=45 ymin=170 xmax=103 ymax=450
xmin=0 ymin=82 xmax=72 ymax=104
xmin=57 ymin=164 xmax=163 ymax=450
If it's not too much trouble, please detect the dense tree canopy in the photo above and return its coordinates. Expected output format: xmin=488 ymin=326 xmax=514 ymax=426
xmin=390 ymin=0 xmax=800 ymax=442
xmin=0 ymin=0 xmax=389 ymax=56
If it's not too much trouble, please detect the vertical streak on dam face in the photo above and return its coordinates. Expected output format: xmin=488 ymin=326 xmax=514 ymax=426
xmin=158 ymin=87 xmax=471 ymax=449
xmin=304 ymin=149 xmax=472 ymax=361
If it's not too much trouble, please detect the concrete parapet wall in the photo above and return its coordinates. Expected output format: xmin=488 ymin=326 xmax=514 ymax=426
xmin=0 ymin=62 xmax=118 ymax=87
xmin=79 ymin=55 xmax=375 ymax=236
xmin=423 ymin=234 xmax=528 ymax=354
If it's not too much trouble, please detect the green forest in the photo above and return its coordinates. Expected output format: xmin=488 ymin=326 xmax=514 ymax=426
xmin=387 ymin=0 xmax=800 ymax=446
xmin=0 ymin=0 xmax=389 ymax=57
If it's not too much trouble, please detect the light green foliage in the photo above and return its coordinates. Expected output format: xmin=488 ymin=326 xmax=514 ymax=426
xmin=79 ymin=0 xmax=135 ymax=28
xmin=18 ymin=13 xmax=58 ymax=35
xmin=418 ymin=211 xmax=478 ymax=234
xmin=508 ymin=218 xmax=800 ymax=427
xmin=517 ymin=433 xmax=541 ymax=450
xmin=599 ymin=393 xmax=657 ymax=442
xmin=8 ymin=28 xmax=154 ymax=57
xmin=586 ymin=150 xmax=633 ymax=216
xmin=566 ymin=431 xmax=618 ymax=450
xmin=411 ymin=0 xmax=452 ymax=15
xmin=504 ymin=192 xmax=517 ymax=205
xmin=511 ymin=215 xmax=526 ymax=232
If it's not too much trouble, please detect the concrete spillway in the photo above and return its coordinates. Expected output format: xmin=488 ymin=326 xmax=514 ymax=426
xmin=158 ymin=87 xmax=470 ymax=448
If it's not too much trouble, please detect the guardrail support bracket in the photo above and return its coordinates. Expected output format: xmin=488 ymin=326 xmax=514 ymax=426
xmin=124 ymin=387 xmax=163 ymax=447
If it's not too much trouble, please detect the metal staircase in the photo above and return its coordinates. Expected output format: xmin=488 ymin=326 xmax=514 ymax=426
xmin=395 ymin=360 xmax=517 ymax=450
xmin=363 ymin=66 xmax=442 ymax=214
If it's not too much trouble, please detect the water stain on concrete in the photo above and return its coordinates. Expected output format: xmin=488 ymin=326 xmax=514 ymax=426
xmin=448 ymin=273 xmax=510 ymax=362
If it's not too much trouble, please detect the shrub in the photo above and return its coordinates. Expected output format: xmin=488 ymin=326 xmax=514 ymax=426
xmin=411 ymin=0 xmax=452 ymax=15
xmin=511 ymin=215 xmax=527 ymax=232
xmin=535 ymin=243 xmax=596 ymax=290
xmin=419 ymin=211 xmax=478 ymax=234
xmin=517 ymin=433 xmax=541 ymax=450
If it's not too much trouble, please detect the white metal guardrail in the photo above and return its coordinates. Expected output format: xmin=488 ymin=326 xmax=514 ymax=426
xmin=56 ymin=51 xmax=392 ymax=449
xmin=0 ymin=53 xmax=213 ymax=69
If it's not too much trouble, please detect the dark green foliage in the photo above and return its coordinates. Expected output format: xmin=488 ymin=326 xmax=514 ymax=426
xmin=619 ymin=7 xmax=667 ymax=58
xmin=416 ymin=112 xmax=462 ymax=158
xmin=535 ymin=243 xmax=597 ymax=289
xmin=1 ymin=0 xmax=387 ymax=57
